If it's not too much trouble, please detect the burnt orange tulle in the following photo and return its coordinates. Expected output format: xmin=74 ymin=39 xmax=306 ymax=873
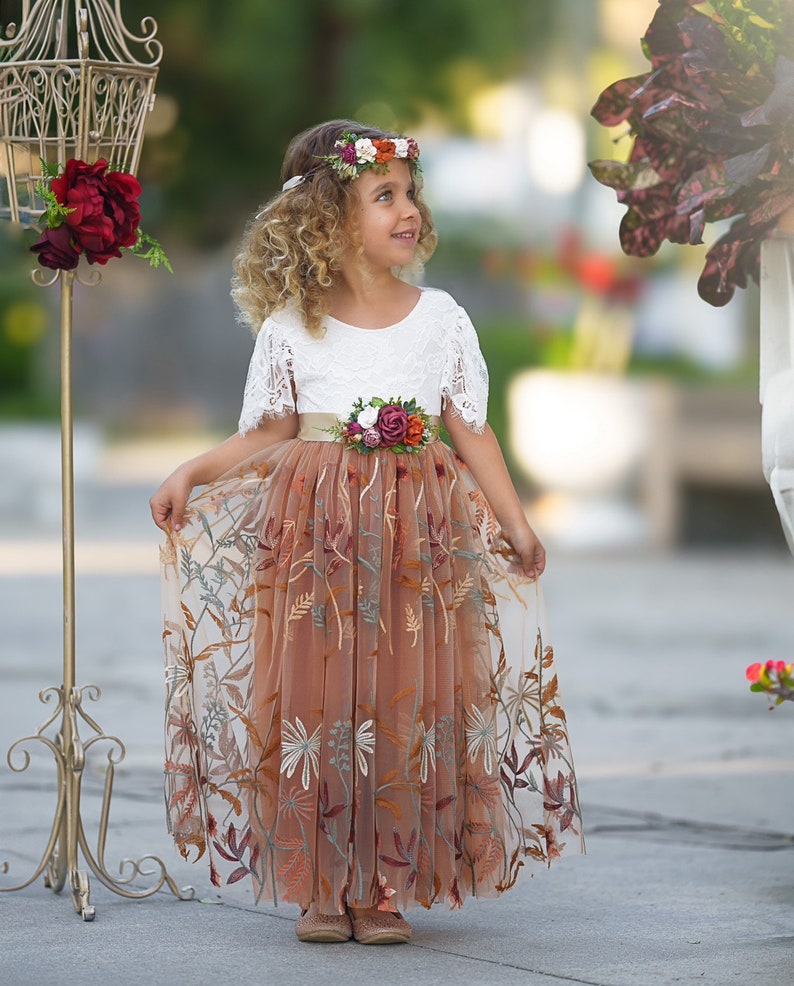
xmin=162 ymin=438 xmax=583 ymax=912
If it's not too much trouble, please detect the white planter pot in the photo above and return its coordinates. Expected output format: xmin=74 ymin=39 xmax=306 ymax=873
xmin=508 ymin=370 xmax=668 ymax=548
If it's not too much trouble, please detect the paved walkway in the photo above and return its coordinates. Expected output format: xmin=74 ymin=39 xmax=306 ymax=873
xmin=1 ymin=437 xmax=793 ymax=985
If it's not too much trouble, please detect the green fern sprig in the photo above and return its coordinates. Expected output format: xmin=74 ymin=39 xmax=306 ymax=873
xmin=128 ymin=230 xmax=174 ymax=272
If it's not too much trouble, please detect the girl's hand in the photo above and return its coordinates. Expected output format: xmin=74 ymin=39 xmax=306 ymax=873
xmin=502 ymin=521 xmax=546 ymax=579
xmin=149 ymin=465 xmax=194 ymax=533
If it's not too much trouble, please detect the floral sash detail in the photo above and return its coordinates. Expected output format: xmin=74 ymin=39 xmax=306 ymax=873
xmin=329 ymin=396 xmax=438 ymax=453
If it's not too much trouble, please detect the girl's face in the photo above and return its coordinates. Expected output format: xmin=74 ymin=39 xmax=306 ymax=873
xmin=347 ymin=160 xmax=421 ymax=272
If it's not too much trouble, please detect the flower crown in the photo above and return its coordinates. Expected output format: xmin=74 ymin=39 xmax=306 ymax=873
xmin=317 ymin=130 xmax=420 ymax=181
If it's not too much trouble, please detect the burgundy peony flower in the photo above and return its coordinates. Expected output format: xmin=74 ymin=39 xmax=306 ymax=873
xmin=346 ymin=421 xmax=363 ymax=436
xmin=30 ymin=223 xmax=81 ymax=270
xmin=51 ymin=158 xmax=142 ymax=265
xmin=377 ymin=404 xmax=408 ymax=446
xmin=362 ymin=427 xmax=381 ymax=448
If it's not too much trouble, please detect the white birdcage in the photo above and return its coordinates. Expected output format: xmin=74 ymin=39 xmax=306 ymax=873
xmin=0 ymin=0 xmax=161 ymax=226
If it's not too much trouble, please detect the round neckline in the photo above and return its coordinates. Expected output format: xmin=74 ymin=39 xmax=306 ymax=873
xmin=325 ymin=288 xmax=425 ymax=332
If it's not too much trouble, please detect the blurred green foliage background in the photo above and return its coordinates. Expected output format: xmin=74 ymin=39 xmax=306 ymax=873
xmin=124 ymin=0 xmax=559 ymax=242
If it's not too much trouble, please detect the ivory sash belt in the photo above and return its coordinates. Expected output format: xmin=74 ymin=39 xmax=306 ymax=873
xmin=298 ymin=412 xmax=440 ymax=443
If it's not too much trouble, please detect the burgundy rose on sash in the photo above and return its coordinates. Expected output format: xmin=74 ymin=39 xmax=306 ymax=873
xmin=378 ymin=404 xmax=408 ymax=446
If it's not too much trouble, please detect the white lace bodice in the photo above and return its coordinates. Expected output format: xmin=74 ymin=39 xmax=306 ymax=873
xmin=238 ymin=288 xmax=489 ymax=436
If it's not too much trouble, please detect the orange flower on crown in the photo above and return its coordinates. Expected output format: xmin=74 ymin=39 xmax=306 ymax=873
xmin=404 ymin=414 xmax=424 ymax=446
xmin=373 ymin=139 xmax=396 ymax=164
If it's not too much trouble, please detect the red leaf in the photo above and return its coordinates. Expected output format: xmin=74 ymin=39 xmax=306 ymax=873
xmin=212 ymin=839 xmax=238 ymax=863
xmin=379 ymin=855 xmax=409 ymax=868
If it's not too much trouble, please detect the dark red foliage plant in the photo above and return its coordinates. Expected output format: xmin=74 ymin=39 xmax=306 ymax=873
xmin=589 ymin=0 xmax=794 ymax=306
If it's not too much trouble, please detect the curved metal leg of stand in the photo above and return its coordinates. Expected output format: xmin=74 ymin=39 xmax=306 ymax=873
xmin=1 ymin=685 xmax=193 ymax=917
xmin=2 ymin=688 xmax=69 ymax=895
xmin=65 ymin=710 xmax=95 ymax=922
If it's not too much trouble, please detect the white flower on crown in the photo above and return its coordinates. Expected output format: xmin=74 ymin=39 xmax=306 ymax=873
xmin=393 ymin=138 xmax=409 ymax=158
xmin=357 ymin=404 xmax=379 ymax=428
xmin=354 ymin=138 xmax=377 ymax=163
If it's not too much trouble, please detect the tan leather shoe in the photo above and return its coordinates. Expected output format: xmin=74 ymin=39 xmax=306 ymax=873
xmin=350 ymin=910 xmax=412 ymax=945
xmin=295 ymin=907 xmax=353 ymax=943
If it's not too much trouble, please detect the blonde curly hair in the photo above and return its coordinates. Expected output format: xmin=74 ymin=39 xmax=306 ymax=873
xmin=231 ymin=119 xmax=437 ymax=339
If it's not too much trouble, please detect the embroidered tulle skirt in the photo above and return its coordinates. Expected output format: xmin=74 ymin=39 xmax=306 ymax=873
xmin=161 ymin=434 xmax=583 ymax=912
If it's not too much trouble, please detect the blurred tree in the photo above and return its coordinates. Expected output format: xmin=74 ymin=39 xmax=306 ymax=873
xmin=0 ymin=226 xmax=53 ymax=417
xmin=122 ymin=0 xmax=555 ymax=244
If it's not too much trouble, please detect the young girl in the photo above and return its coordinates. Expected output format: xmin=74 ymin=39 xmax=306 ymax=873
xmin=151 ymin=119 xmax=583 ymax=945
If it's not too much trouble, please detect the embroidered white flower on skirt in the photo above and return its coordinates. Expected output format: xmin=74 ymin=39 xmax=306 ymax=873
xmin=165 ymin=662 xmax=191 ymax=699
xmin=463 ymin=705 xmax=497 ymax=775
xmin=418 ymin=721 xmax=437 ymax=783
xmin=281 ymin=717 xmax=322 ymax=790
xmin=353 ymin=719 xmax=376 ymax=776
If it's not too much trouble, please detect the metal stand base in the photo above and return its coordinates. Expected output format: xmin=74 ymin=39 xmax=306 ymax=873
xmin=1 ymin=684 xmax=193 ymax=920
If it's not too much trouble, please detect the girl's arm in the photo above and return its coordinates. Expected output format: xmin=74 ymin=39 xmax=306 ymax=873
xmin=442 ymin=408 xmax=546 ymax=578
xmin=149 ymin=412 xmax=299 ymax=531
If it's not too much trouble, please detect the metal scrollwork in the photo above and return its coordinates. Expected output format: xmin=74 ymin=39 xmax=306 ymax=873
xmin=0 ymin=683 xmax=195 ymax=917
xmin=0 ymin=1 xmax=161 ymax=225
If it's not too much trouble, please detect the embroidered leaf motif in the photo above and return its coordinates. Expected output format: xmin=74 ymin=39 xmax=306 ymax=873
xmin=375 ymin=796 xmax=403 ymax=819
xmin=379 ymin=854 xmax=409 ymax=868
xmin=276 ymin=837 xmax=312 ymax=895
xmin=453 ymin=573 xmax=474 ymax=607
xmin=286 ymin=592 xmax=313 ymax=640
xmin=180 ymin=602 xmax=196 ymax=632
xmin=541 ymin=675 xmax=559 ymax=707
xmin=225 ymin=662 xmax=253 ymax=682
xmin=404 ymin=605 xmax=421 ymax=647
xmin=472 ymin=831 xmax=503 ymax=879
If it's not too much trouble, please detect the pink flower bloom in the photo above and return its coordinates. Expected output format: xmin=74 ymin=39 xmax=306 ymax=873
xmin=362 ymin=427 xmax=381 ymax=448
xmin=746 ymin=663 xmax=763 ymax=682
xmin=406 ymin=138 xmax=420 ymax=160
xmin=346 ymin=421 xmax=363 ymax=436
xmin=340 ymin=143 xmax=358 ymax=165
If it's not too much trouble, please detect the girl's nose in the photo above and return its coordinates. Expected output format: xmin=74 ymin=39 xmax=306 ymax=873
xmin=403 ymin=195 xmax=420 ymax=219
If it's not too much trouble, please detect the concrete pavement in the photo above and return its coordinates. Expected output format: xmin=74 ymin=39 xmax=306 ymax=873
xmin=1 ymin=433 xmax=793 ymax=985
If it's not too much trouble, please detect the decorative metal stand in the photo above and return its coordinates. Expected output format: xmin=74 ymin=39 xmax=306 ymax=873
xmin=0 ymin=1 xmax=191 ymax=919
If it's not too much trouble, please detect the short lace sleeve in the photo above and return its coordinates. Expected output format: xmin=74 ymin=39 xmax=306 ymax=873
xmin=440 ymin=305 xmax=489 ymax=433
xmin=238 ymin=317 xmax=295 ymax=435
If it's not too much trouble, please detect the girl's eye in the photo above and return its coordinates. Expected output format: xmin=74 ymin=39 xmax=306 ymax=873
xmin=377 ymin=190 xmax=392 ymax=201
